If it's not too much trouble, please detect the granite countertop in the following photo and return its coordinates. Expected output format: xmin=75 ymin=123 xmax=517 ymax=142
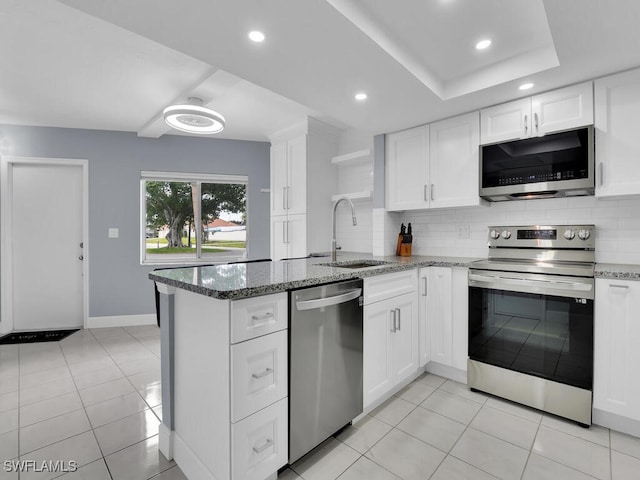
xmin=149 ymin=252 xmax=479 ymax=300
xmin=594 ymin=263 xmax=640 ymax=280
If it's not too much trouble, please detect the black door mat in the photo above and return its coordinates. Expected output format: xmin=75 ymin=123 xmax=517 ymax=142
xmin=0 ymin=329 xmax=80 ymax=344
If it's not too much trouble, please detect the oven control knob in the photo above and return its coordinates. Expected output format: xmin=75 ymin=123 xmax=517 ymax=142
xmin=501 ymin=230 xmax=512 ymax=239
xmin=489 ymin=229 xmax=500 ymax=239
xmin=564 ymin=229 xmax=576 ymax=240
xmin=578 ymin=229 xmax=591 ymax=240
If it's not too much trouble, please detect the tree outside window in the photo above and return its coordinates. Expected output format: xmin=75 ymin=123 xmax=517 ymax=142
xmin=141 ymin=172 xmax=247 ymax=264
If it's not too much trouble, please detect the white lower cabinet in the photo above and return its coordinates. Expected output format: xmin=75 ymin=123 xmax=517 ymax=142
xmin=231 ymin=398 xmax=288 ymax=480
xmin=594 ymin=278 xmax=640 ymax=423
xmin=271 ymin=214 xmax=307 ymax=260
xmin=418 ymin=267 xmax=468 ymax=377
xmin=363 ymin=271 xmax=418 ymax=409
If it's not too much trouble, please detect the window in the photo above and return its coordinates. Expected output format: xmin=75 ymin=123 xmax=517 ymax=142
xmin=141 ymin=171 xmax=248 ymax=265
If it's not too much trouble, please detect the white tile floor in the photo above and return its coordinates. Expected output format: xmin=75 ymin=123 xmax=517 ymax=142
xmin=0 ymin=326 xmax=183 ymax=480
xmin=3 ymin=328 xmax=640 ymax=480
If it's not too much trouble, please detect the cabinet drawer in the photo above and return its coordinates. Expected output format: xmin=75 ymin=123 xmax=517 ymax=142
xmin=232 ymin=397 xmax=288 ymax=480
xmin=364 ymin=269 xmax=417 ymax=305
xmin=231 ymin=330 xmax=288 ymax=422
xmin=231 ymin=293 xmax=287 ymax=343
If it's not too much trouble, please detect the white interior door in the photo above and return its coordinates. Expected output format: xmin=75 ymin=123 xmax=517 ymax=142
xmin=3 ymin=160 xmax=86 ymax=332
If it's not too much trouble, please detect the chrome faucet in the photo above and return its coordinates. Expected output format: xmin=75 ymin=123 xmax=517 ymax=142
xmin=331 ymin=197 xmax=357 ymax=262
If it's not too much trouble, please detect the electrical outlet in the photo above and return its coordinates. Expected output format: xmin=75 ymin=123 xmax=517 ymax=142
xmin=456 ymin=224 xmax=470 ymax=239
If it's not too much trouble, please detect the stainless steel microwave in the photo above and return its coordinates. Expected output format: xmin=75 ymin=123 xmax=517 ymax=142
xmin=479 ymin=126 xmax=595 ymax=201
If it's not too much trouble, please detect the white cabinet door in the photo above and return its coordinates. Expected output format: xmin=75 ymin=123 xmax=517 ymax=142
xmin=451 ymin=267 xmax=469 ymax=372
xmin=392 ymin=292 xmax=419 ymax=385
xmin=481 ymin=82 xmax=593 ymax=144
xmin=286 ymin=135 xmax=307 ymax=216
xmin=428 ymin=267 xmax=453 ymax=366
xmin=385 ymin=125 xmax=429 ymax=211
xmin=270 ymin=216 xmax=289 ymax=261
xmin=429 ymin=112 xmax=480 ymax=209
xmin=270 ymin=142 xmax=288 ymax=217
xmin=594 ymin=279 xmax=640 ymax=421
xmin=286 ymin=214 xmax=307 ymax=259
xmin=363 ymin=298 xmax=394 ymax=408
xmin=418 ymin=268 xmax=430 ymax=367
xmin=533 ymin=81 xmax=593 ymax=136
xmin=595 ymin=68 xmax=640 ymax=198
xmin=480 ymin=98 xmax=530 ymax=144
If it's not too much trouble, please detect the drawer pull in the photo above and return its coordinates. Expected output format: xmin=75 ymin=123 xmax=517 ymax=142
xmin=252 ymin=368 xmax=273 ymax=379
xmin=253 ymin=438 xmax=274 ymax=453
xmin=251 ymin=312 xmax=274 ymax=322
xmin=610 ymin=284 xmax=629 ymax=289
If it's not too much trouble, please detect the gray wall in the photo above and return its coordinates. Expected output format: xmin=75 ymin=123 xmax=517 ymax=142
xmin=0 ymin=125 xmax=270 ymax=318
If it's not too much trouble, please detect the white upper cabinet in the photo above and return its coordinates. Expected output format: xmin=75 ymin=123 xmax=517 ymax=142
xmin=429 ymin=112 xmax=480 ymax=209
xmin=270 ymin=136 xmax=307 ymax=217
xmin=595 ymin=68 xmax=640 ymax=198
xmin=385 ymin=125 xmax=429 ymax=211
xmin=481 ymin=82 xmax=593 ymax=144
xmin=386 ymin=112 xmax=480 ymax=211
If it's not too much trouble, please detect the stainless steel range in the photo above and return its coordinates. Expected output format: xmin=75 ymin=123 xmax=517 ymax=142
xmin=468 ymin=225 xmax=595 ymax=425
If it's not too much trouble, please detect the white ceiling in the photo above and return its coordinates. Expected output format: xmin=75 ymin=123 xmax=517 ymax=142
xmin=1 ymin=0 xmax=640 ymax=141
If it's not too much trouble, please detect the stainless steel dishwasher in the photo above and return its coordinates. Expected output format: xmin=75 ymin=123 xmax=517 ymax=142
xmin=289 ymin=279 xmax=363 ymax=463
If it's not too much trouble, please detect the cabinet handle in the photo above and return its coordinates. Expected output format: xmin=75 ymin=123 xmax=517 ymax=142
xmin=422 ymin=277 xmax=427 ymax=296
xmin=286 ymin=186 xmax=290 ymax=209
xmin=282 ymin=222 xmax=286 ymax=244
xmin=534 ymin=112 xmax=539 ymax=132
xmin=598 ymin=163 xmax=604 ymax=187
xmin=390 ymin=310 xmax=396 ymax=333
xmin=610 ymin=284 xmax=629 ymax=289
xmin=524 ymin=114 xmax=528 ymax=134
xmin=252 ymin=367 xmax=273 ymax=379
xmin=395 ymin=308 xmax=401 ymax=331
xmin=252 ymin=438 xmax=274 ymax=453
xmin=285 ymin=221 xmax=290 ymax=244
xmin=424 ymin=185 xmax=428 ymax=202
xmin=430 ymin=184 xmax=435 ymax=201
xmin=282 ymin=187 xmax=287 ymax=210
xmin=251 ymin=312 xmax=274 ymax=322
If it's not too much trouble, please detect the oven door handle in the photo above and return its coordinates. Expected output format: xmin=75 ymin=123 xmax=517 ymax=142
xmin=469 ymin=273 xmax=593 ymax=298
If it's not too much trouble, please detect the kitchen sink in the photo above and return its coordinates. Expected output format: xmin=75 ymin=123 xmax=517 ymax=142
xmin=316 ymin=260 xmax=396 ymax=269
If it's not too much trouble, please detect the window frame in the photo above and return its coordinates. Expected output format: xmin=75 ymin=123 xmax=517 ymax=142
xmin=140 ymin=170 xmax=249 ymax=266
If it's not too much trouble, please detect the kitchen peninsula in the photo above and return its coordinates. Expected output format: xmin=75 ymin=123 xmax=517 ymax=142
xmin=149 ymin=254 xmax=475 ymax=480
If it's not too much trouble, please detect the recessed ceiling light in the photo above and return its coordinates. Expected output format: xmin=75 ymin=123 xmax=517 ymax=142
xmin=355 ymin=92 xmax=368 ymax=101
xmin=163 ymin=97 xmax=225 ymax=135
xmin=475 ymin=39 xmax=491 ymax=50
xmin=519 ymin=82 xmax=534 ymax=90
xmin=248 ymin=30 xmax=265 ymax=43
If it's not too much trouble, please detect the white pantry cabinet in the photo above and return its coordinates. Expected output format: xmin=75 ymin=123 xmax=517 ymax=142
xmin=386 ymin=112 xmax=480 ymax=211
xmin=418 ymin=267 xmax=468 ymax=379
xmin=363 ymin=270 xmax=419 ymax=408
xmin=480 ymin=81 xmax=593 ymax=144
xmin=270 ymin=118 xmax=339 ymax=260
xmin=594 ymin=278 xmax=640 ymax=424
xmin=595 ymin=68 xmax=640 ymax=198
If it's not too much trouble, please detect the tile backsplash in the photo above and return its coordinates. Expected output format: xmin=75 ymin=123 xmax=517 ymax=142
xmin=388 ymin=195 xmax=640 ymax=264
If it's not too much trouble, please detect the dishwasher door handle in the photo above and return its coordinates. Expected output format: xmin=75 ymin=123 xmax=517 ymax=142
xmin=295 ymin=288 xmax=362 ymax=311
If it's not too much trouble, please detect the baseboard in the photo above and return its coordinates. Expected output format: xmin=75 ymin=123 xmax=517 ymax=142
xmin=593 ymin=408 xmax=640 ymax=438
xmin=158 ymin=423 xmax=173 ymax=460
xmin=426 ymin=362 xmax=467 ymax=384
xmin=174 ymin=431 xmax=217 ymax=480
xmin=86 ymin=314 xmax=156 ymax=329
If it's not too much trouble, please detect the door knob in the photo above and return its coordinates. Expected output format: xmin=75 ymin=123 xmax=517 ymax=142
xmin=78 ymin=255 xmax=84 ymax=261
xmin=79 ymin=242 xmax=83 ymax=248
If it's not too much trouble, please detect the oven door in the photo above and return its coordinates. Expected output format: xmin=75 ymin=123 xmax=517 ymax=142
xmin=468 ymin=269 xmax=594 ymax=390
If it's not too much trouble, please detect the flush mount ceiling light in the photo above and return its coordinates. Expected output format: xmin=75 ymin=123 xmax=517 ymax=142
xmin=248 ymin=30 xmax=265 ymax=42
xmin=475 ymin=39 xmax=492 ymax=50
xmin=519 ymin=82 xmax=535 ymax=90
xmin=163 ymin=97 xmax=225 ymax=134
xmin=354 ymin=92 xmax=368 ymax=101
